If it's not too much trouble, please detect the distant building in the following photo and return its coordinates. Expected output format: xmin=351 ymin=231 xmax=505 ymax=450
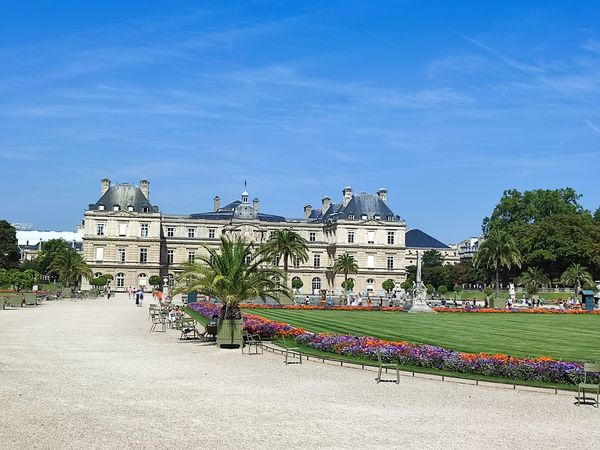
xmin=82 ymin=178 xmax=457 ymax=295
xmin=455 ymin=236 xmax=483 ymax=262
xmin=16 ymin=230 xmax=83 ymax=261
xmin=404 ymin=229 xmax=459 ymax=266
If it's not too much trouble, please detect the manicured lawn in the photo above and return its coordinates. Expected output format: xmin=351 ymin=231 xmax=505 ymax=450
xmin=243 ymin=309 xmax=600 ymax=362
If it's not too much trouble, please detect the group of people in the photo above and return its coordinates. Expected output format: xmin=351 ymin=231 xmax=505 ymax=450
xmin=126 ymin=286 xmax=147 ymax=307
xmin=298 ymin=293 xmax=401 ymax=308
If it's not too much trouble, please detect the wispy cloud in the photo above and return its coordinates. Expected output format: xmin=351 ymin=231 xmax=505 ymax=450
xmin=586 ymin=119 xmax=600 ymax=133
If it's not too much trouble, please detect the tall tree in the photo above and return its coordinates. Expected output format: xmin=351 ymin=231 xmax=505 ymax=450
xmin=48 ymin=248 xmax=92 ymax=288
xmin=35 ymin=239 xmax=69 ymax=275
xmin=422 ymin=250 xmax=444 ymax=267
xmin=0 ymin=220 xmax=20 ymax=269
xmin=516 ymin=267 xmax=550 ymax=296
xmin=473 ymin=229 xmax=522 ymax=299
xmin=175 ymin=236 xmax=290 ymax=317
xmin=332 ymin=253 xmax=358 ymax=292
xmin=263 ymin=229 xmax=308 ymax=285
xmin=560 ymin=263 xmax=594 ymax=297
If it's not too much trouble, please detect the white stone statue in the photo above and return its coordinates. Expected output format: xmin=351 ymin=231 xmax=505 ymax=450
xmin=408 ymin=251 xmax=436 ymax=314
xmin=509 ymin=283 xmax=516 ymax=302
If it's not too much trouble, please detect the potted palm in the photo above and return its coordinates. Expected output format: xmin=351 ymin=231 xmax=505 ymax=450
xmin=176 ymin=236 xmax=290 ymax=348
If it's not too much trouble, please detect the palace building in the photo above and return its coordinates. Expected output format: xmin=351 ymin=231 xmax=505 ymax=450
xmin=81 ymin=179 xmax=457 ymax=295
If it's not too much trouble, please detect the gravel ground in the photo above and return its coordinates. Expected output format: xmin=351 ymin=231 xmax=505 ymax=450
xmin=0 ymin=293 xmax=598 ymax=449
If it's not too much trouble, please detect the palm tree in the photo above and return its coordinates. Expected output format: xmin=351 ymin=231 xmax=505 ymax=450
xmin=175 ymin=236 xmax=291 ymax=319
xmin=263 ymin=229 xmax=309 ymax=285
xmin=333 ymin=253 xmax=359 ymax=293
xmin=560 ymin=263 xmax=593 ymax=297
xmin=48 ymin=248 xmax=92 ymax=288
xmin=516 ymin=267 xmax=550 ymax=297
xmin=473 ymin=229 xmax=522 ymax=300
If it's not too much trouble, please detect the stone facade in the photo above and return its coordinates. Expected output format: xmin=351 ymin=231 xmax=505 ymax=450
xmin=82 ymin=179 xmax=456 ymax=296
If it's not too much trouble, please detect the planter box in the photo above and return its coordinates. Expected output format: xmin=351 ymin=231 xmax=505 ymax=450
xmin=217 ymin=319 xmax=244 ymax=348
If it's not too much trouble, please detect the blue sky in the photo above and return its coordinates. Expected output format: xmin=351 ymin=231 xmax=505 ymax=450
xmin=2 ymin=0 xmax=600 ymax=243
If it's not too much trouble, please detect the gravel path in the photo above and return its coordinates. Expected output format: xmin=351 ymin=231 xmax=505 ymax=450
xmin=1 ymin=294 xmax=598 ymax=449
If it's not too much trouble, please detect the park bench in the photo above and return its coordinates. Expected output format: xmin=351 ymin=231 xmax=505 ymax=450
xmin=282 ymin=335 xmax=302 ymax=365
xmin=23 ymin=293 xmax=38 ymax=306
xmin=577 ymin=362 xmax=600 ymax=407
xmin=6 ymin=295 xmax=24 ymax=308
xmin=375 ymin=348 xmax=400 ymax=384
xmin=242 ymin=333 xmax=263 ymax=355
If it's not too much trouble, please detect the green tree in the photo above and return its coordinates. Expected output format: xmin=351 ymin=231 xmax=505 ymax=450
xmin=426 ymin=284 xmax=434 ymax=295
xmin=333 ymin=253 xmax=359 ymax=292
xmin=90 ymin=276 xmax=107 ymax=288
xmin=148 ymin=275 xmax=161 ymax=288
xmin=291 ymin=277 xmax=303 ymax=292
xmin=341 ymin=278 xmax=354 ymax=291
xmin=473 ymin=229 xmax=522 ymax=299
xmin=560 ymin=263 xmax=593 ymax=297
xmin=263 ymin=229 xmax=308 ymax=286
xmin=422 ymin=250 xmax=444 ymax=267
xmin=48 ymin=248 xmax=92 ymax=288
xmin=0 ymin=220 xmax=20 ymax=269
xmin=0 ymin=268 xmax=9 ymax=287
xmin=438 ymin=285 xmax=448 ymax=296
xmin=382 ymin=279 xmax=395 ymax=293
xmin=401 ymin=279 xmax=413 ymax=292
xmin=516 ymin=267 xmax=550 ymax=296
xmin=175 ymin=236 xmax=291 ymax=318
xmin=35 ymin=239 xmax=69 ymax=275
xmin=454 ymin=285 xmax=464 ymax=299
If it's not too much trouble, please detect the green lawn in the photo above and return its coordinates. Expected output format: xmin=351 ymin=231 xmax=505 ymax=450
xmin=243 ymin=309 xmax=600 ymax=362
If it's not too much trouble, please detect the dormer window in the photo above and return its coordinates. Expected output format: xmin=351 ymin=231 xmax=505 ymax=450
xmin=361 ymin=214 xmax=368 ymax=220
xmin=347 ymin=214 xmax=355 ymax=220
xmin=113 ymin=205 xmax=120 ymax=211
xmin=127 ymin=205 xmax=135 ymax=212
xmin=374 ymin=215 xmax=380 ymax=220
xmin=142 ymin=207 xmax=150 ymax=213
xmin=98 ymin=205 xmax=105 ymax=211
xmin=387 ymin=215 xmax=393 ymax=221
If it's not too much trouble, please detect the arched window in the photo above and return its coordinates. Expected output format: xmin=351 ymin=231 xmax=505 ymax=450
xmin=127 ymin=205 xmax=135 ymax=212
xmin=366 ymin=278 xmax=375 ymax=292
xmin=138 ymin=273 xmax=147 ymax=287
xmin=116 ymin=273 xmax=125 ymax=288
xmin=312 ymin=277 xmax=321 ymax=292
xmin=113 ymin=205 xmax=120 ymax=211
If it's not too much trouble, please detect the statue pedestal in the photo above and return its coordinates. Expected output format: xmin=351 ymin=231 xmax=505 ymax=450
xmin=408 ymin=303 xmax=437 ymax=314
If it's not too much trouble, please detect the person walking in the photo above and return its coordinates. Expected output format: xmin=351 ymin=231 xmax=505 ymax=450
xmin=138 ymin=287 xmax=144 ymax=307
xmin=127 ymin=286 xmax=133 ymax=299
xmin=106 ymin=286 xmax=112 ymax=300
xmin=135 ymin=289 xmax=140 ymax=307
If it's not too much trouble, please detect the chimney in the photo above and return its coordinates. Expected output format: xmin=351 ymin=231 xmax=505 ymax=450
xmin=304 ymin=204 xmax=313 ymax=219
xmin=139 ymin=179 xmax=149 ymax=199
xmin=213 ymin=195 xmax=220 ymax=212
xmin=101 ymin=178 xmax=111 ymax=196
xmin=321 ymin=196 xmax=331 ymax=215
xmin=253 ymin=197 xmax=260 ymax=213
xmin=342 ymin=186 xmax=353 ymax=207
xmin=377 ymin=188 xmax=388 ymax=204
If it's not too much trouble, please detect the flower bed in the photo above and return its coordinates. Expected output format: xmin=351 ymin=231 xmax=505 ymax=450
xmin=433 ymin=307 xmax=600 ymax=314
xmin=187 ymin=302 xmax=596 ymax=385
xmin=240 ymin=303 xmax=404 ymax=311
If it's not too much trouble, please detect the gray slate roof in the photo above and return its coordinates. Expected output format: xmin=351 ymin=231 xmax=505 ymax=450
xmin=405 ymin=229 xmax=449 ymax=249
xmin=308 ymin=193 xmax=400 ymax=223
xmin=191 ymin=199 xmax=286 ymax=222
xmin=88 ymin=184 xmax=158 ymax=212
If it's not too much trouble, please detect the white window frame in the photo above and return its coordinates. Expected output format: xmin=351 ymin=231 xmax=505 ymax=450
xmin=367 ymin=254 xmax=375 ymax=269
xmin=167 ymin=250 xmax=174 ymax=264
xmin=140 ymin=223 xmax=149 ymax=237
xmin=313 ymin=254 xmax=321 ymax=268
xmin=367 ymin=230 xmax=375 ymax=244
xmin=139 ymin=248 xmax=148 ymax=263
xmin=188 ymin=251 xmax=195 ymax=263
xmin=208 ymin=228 xmax=216 ymax=239
xmin=387 ymin=231 xmax=395 ymax=245
xmin=119 ymin=223 xmax=127 ymax=237
xmin=118 ymin=248 xmax=126 ymax=263
xmin=96 ymin=223 xmax=105 ymax=236
xmin=309 ymin=232 xmax=316 ymax=242
xmin=387 ymin=256 xmax=394 ymax=270
xmin=167 ymin=227 xmax=174 ymax=238
xmin=347 ymin=230 xmax=355 ymax=243
xmin=95 ymin=247 xmax=104 ymax=261
xmin=188 ymin=228 xmax=196 ymax=238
